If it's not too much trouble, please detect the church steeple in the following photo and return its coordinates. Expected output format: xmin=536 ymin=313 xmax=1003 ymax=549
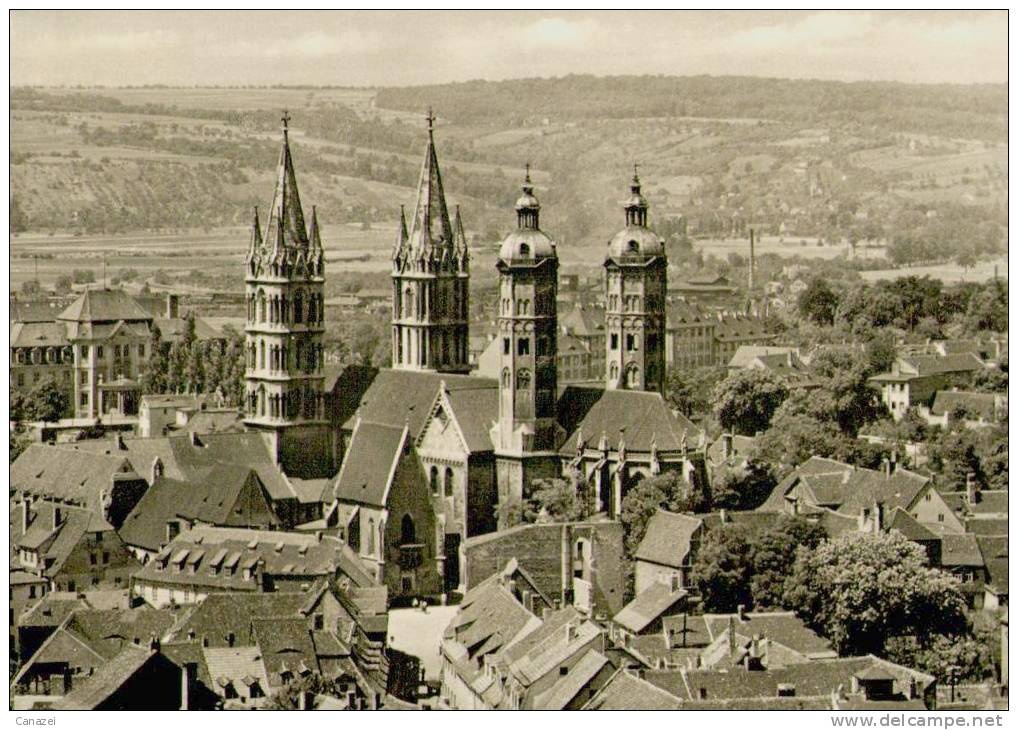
xmin=406 ymin=107 xmax=454 ymax=258
xmin=244 ymin=112 xmax=329 ymax=477
xmin=261 ymin=110 xmax=309 ymax=253
xmin=391 ymin=108 xmax=470 ymax=374
xmin=515 ymin=163 xmax=540 ymax=231
xmin=623 ymin=164 xmax=648 ymax=228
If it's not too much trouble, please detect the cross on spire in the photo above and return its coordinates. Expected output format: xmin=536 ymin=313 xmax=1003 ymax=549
xmin=426 ymin=106 xmax=436 ymax=134
xmin=633 ymin=163 xmax=641 ymax=181
xmin=281 ymin=109 xmax=291 ymax=132
xmin=524 ymin=162 xmax=531 ymax=183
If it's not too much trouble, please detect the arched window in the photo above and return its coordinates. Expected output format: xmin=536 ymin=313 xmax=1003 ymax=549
xmin=610 ymin=363 xmax=619 ymax=380
xmin=257 ymin=290 xmax=266 ymax=323
xmin=430 ymin=466 xmax=439 ymax=495
xmin=626 ymin=364 xmax=640 ymax=389
xmin=294 ymin=291 xmax=303 ymax=324
xmin=367 ymin=518 xmax=375 ymax=555
xmin=403 ymin=286 xmax=414 ymax=320
xmin=444 ymin=467 xmax=454 ymax=497
xmin=308 ymin=294 xmax=317 ymax=324
xmin=400 ymin=514 xmax=416 ymax=545
xmin=501 ymin=368 xmax=511 ymax=389
xmin=627 ymin=239 xmax=639 ymax=254
xmin=259 ymin=340 xmax=265 ymax=370
xmin=257 ymin=386 xmax=265 ymax=416
xmin=518 ymin=243 xmax=530 ymax=258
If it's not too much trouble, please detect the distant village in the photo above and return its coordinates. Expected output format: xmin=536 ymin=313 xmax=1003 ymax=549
xmin=9 ymin=112 xmax=1008 ymax=711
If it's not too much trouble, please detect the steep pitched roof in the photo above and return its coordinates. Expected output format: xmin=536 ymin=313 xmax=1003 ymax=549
xmin=613 ymin=582 xmax=688 ymax=633
xmin=531 ymin=648 xmax=610 ymax=710
xmin=557 ymin=387 xmax=701 ymax=455
xmin=560 ymin=306 xmax=605 ymax=336
xmin=835 ymin=468 xmax=930 ymax=517
xmin=583 ymin=668 xmax=682 ymax=710
xmin=62 ymin=607 xmax=179 ymax=659
xmin=447 ymin=578 xmax=537 ymax=662
xmin=10 ymin=501 xmax=114 ymax=578
xmin=202 ymin=645 xmax=270 ymax=694
xmin=58 ymin=289 xmax=153 ymax=323
xmin=342 ymin=369 xmax=497 ymax=439
xmin=10 ymin=443 xmax=140 ymax=512
xmin=260 ymin=125 xmax=309 ymax=252
xmin=438 ymin=386 xmax=498 ymax=452
xmin=940 ymin=533 xmax=984 ymax=567
xmin=252 ymin=616 xmax=319 ymax=687
xmin=334 ymin=421 xmax=408 ymax=507
xmin=888 ymin=508 xmax=938 ymax=542
xmin=635 ymin=510 xmax=702 ymax=568
xmin=931 ymin=391 xmax=1002 ymax=419
xmin=54 ymin=645 xmax=163 ymax=710
xmin=702 ymin=611 xmax=834 ymax=658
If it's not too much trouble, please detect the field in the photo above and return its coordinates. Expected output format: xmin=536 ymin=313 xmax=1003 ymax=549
xmin=860 ymin=256 xmax=1008 ymax=284
xmin=9 ymin=80 xmax=1008 ymax=295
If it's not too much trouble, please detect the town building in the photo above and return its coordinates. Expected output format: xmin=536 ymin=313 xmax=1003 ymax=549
xmin=869 ymin=353 xmax=986 ymax=420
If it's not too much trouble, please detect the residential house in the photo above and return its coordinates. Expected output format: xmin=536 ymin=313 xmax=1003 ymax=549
xmin=559 ymin=305 xmax=606 ymax=381
xmin=53 ymin=645 xmax=187 ymax=710
xmin=869 ymin=353 xmax=985 ymax=420
xmin=633 ymin=510 xmax=704 ymax=594
xmin=713 ymin=316 xmax=776 ymax=367
xmin=130 ymin=525 xmax=376 ymax=608
xmin=665 ymin=301 xmax=717 ymax=370
xmin=922 ymin=390 xmax=1007 ymax=429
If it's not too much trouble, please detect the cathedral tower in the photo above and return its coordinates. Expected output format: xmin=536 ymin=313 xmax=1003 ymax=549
xmin=604 ymin=168 xmax=667 ymax=394
xmin=491 ymin=167 xmax=560 ymax=525
xmin=391 ymin=109 xmax=470 ymax=373
xmin=244 ymin=112 xmax=330 ymax=477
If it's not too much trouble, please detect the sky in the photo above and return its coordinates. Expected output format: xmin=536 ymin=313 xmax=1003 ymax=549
xmin=10 ymin=10 xmax=1008 ymax=87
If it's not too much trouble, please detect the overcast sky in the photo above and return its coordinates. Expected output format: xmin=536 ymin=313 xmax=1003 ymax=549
xmin=10 ymin=10 xmax=1007 ymax=87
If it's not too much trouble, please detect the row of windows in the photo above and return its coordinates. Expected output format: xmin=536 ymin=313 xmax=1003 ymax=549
xmin=247 ymin=387 xmax=321 ymax=420
xmin=247 ymin=340 xmax=323 ymax=373
xmin=429 ymin=466 xmax=456 ymax=497
xmin=249 ymin=290 xmax=324 ymax=326
xmin=608 ymin=332 xmax=659 ymax=352
xmin=13 ymin=370 xmax=72 ymax=388
xmin=12 ymin=346 xmax=74 ymax=365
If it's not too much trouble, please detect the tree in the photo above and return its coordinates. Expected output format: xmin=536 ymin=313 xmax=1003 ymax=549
xmin=141 ymin=322 xmax=168 ymax=394
xmin=783 ymin=532 xmax=966 ymax=655
xmin=665 ymin=366 xmax=725 ymax=418
xmin=20 ymin=280 xmax=42 ymax=298
xmin=711 ymin=461 xmax=776 ymax=512
xmin=54 ymin=274 xmax=73 ymax=295
xmin=619 ymin=471 xmax=706 ymax=556
xmin=713 ymin=369 xmax=788 ymax=436
xmin=809 ymin=349 xmax=886 ymax=435
xmin=526 ymin=470 xmax=588 ymax=523
xmin=690 ymin=523 xmax=754 ymax=612
xmin=798 ymin=278 xmax=839 ymax=326
xmin=749 ymin=516 xmax=826 ymax=609
xmin=24 ymin=377 xmax=70 ymax=422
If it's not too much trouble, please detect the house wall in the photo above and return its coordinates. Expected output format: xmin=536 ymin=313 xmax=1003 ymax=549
xmin=53 ymin=530 xmax=141 ymax=594
xmin=910 ymin=490 xmax=965 ymax=533
xmin=383 ymin=450 xmax=442 ymax=599
xmin=635 ymin=560 xmax=684 ymax=596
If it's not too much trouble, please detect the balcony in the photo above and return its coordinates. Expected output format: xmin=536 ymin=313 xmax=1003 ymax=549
xmin=398 ymin=544 xmax=424 ymax=570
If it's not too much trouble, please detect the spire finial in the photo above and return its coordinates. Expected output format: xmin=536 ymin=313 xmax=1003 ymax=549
xmin=633 ymin=163 xmax=641 ymax=183
xmin=525 ymin=162 xmax=531 ymax=183
xmin=426 ymin=107 xmax=436 ymax=135
xmin=281 ymin=109 xmax=291 ymax=134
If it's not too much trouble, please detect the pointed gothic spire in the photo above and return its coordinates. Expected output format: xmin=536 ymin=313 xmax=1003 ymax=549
xmin=262 ymin=110 xmax=309 ymax=251
xmin=407 ymin=107 xmax=454 ymax=255
xmin=249 ymin=206 xmax=262 ymax=252
xmin=393 ymin=205 xmax=409 ymax=260
xmin=453 ymin=205 xmax=467 ymax=253
xmin=308 ymin=206 xmax=322 ymax=251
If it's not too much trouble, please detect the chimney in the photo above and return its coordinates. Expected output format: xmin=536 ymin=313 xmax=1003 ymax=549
xmin=670 ymin=573 xmax=681 ymax=593
xmin=966 ymin=473 xmax=979 ymax=505
xmin=53 ymin=506 xmax=63 ymax=530
xmin=565 ymin=622 xmax=578 ymax=642
xmin=165 ymin=293 xmax=180 ymax=319
xmin=111 ymin=431 xmax=126 ymax=451
xmin=873 ymin=501 xmax=884 ymax=533
xmin=882 ymin=458 xmax=891 ymax=479
xmin=148 ymin=634 xmax=160 ymax=652
xmin=737 ymin=604 xmax=745 ymax=621
xmin=719 ymin=508 xmax=727 ymax=524
xmin=22 ymin=496 xmax=33 ymax=535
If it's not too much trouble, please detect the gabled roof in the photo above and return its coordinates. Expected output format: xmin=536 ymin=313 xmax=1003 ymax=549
xmin=58 ymin=289 xmax=153 ymax=324
xmin=54 ymin=645 xmax=162 ymax=710
xmin=252 ymin=616 xmax=319 ymax=687
xmin=560 ymin=306 xmax=604 ymax=336
xmin=334 ymin=421 xmax=408 ymax=507
xmin=442 ymin=386 xmax=498 ymax=453
xmin=939 ymin=534 xmax=984 ymax=567
xmin=613 ymin=582 xmax=688 ymax=633
xmin=447 ymin=578 xmax=537 ymax=663
xmin=635 ymin=510 xmax=702 ymax=568
xmin=557 ymin=387 xmax=701 ymax=455
xmin=531 ymin=648 xmax=610 ymax=710
xmin=62 ymin=607 xmax=179 ymax=659
xmin=702 ymin=611 xmax=834 ymax=658
xmin=887 ymin=508 xmax=938 ymax=542
xmin=10 ymin=501 xmax=114 ymax=578
xmin=342 ymin=369 xmax=497 ymax=439
xmin=203 ymin=645 xmax=270 ymax=694
xmin=931 ymin=391 xmax=1002 ymax=419
xmin=10 ymin=443 xmax=140 ymax=512
xmin=583 ymin=668 xmax=682 ymax=710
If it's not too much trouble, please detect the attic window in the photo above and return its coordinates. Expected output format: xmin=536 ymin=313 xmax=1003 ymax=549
xmin=519 ymin=243 xmax=530 ymax=257
xmin=627 ymin=240 xmax=639 ymax=253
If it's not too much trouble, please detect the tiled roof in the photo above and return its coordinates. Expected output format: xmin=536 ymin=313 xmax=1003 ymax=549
xmin=153 ymin=316 xmax=223 ymax=344
xmin=444 ymin=386 xmax=498 ymax=452
xmin=707 ymin=434 xmax=756 ymax=464
xmin=58 ymin=289 xmax=153 ymax=323
xmin=133 ymin=525 xmax=375 ymax=592
xmin=727 ymin=346 xmax=797 ymax=369
xmin=342 ymin=369 xmax=497 ymax=438
xmin=635 ymin=510 xmax=702 ymax=568
xmin=702 ymin=611 xmax=834 ymax=658
xmin=887 ymin=508 xmax=938 ymax=542
xmin=10 ymin=443 xmax=139 ymax=512
xmin=661 ymin=614 xmax=712 ymax=649
xmin=180 ymin=409 xmax=246 ymax=435
xmin=10 ymin=501 xmax=114 ymax=578
xmin=964 ymin=517 xmax=1009 ymax=537
xmin=940 ymin=534 xmax=984 ymax=567
xmin=667 ymin=300 xmax=710 ymax=326
xmin=557 ymin=387 xmax=701 ymax=455
xmin=835 ymin=468 xmax=930 ymax=517
xmin=11 ymin=298 xmax=69 ymax=323
xmin=942 ymin=490 xmax=1008 ymax=517
xmin=931 ymin=391 xmax=1002 ymax=420
xmin=203 ymin=646 xmax=270 ymax=694
xmin=560 ymin=306 xmax=604 ymax=336
xmin=448 ymin=579 xmax=537 ymax=662
xmin=63 ymin=607 xmax=179 ymax=659
xmin=164 ymin=591 xmax=313 ymax=647
xmin=252 ymin=616 xmax=319 ymax=687
xmin=18 ymin=594 xmax=90 ymax=628
xmin=54 ymin=645 xmax=158 ymax=710
xmin=583 ymin=668 xmax=682 ymax=710
xmin=10 ymin=321 xmax=69 ymax=348
xmin=531 ymin=648 xmax=610 ymax=710
xmin=613 ymin=582 xmax=688 ymax=634
xmin=334 ymin=421 xmax=407 ymax=507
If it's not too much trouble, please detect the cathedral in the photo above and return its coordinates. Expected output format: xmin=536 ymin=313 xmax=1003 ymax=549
xmin=245 ymin=112 xmax=706 ymax=600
